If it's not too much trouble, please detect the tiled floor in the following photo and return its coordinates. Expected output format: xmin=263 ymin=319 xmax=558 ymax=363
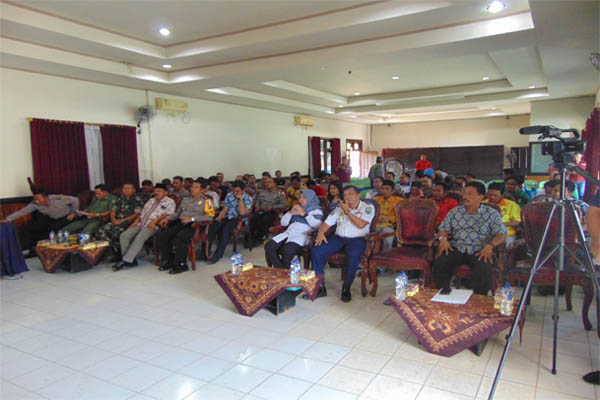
xmin=1 ymin=247 xmax=598 ymax=400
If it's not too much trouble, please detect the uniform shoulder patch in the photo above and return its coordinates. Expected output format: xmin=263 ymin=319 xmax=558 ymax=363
xmin=365 ymin=206 xmax=373 ymax=215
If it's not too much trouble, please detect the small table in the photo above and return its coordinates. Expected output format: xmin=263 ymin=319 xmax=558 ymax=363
xmin=35 ymin=243 xmax=108 ymax=273
xmin=386 ymin=288 xmax=517 ymax=357
xmin=214 ymin=266 xmax=323 ymax=317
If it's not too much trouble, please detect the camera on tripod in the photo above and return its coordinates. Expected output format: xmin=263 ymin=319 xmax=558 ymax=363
xmin=520 ymin=125 xmax=585 ymax=166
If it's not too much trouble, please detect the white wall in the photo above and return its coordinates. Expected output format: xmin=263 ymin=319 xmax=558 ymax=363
xmin=370 ymin=114 xmax=531 ymax=151
xmin=530 ymin=96 xmax=596 ymax=132
xmin=0 ymin=68 xmax=367 ymax=198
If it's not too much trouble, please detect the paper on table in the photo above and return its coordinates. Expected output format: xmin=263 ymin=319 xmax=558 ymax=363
xmin=431 ymin=288 xmax=473 ymax=305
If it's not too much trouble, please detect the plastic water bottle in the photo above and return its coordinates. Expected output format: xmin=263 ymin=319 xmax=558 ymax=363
xmin=236 ymin=252 xmax=243 ymax=266
xmin=494 ymin=287 xmax=503 ymax=310
xmin=290 ymin=256 xmax=301 ymax=284
xmin=500 ymin=283 xmax=513 ymax=316
xmin=49 ymin=230 xmax=56 ymax=245
xmin=395 ymin=272 xmax=407 ymax=301
xmin=57 ymin=230 xmax=63 ymax=244
xmin=230 ymin=254 xmax=239 ymax=275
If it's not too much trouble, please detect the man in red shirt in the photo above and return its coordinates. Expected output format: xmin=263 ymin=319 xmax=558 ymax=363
xmin=415 ymin=153 xmax=433 ymax=172
xmin=432 ymin=182 xmax=459 ymax=225
xmin=335 ymin=157 xmax=352 ymax=183
xmin=307 ymin=179 xmax=327 ymax=197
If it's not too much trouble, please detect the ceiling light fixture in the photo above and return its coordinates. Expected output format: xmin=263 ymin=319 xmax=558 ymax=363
xmin=528 ymin=85 xmax=536 ymax=89
xmin=490 ymin=106 xmax=498 ymax=110
xmin=349 ymin=115 xmax=357 ymax=118
xmin=159 ymin=27 xmax=171 ymax=36
xmin=392 ymin=76 xmax=399 ymax=80
xmin=162 ymin=64 xmax=172 ymax=69
xmin=354 ymin=92 xmax=361 ymax=96
xmin=338 ymin=105 xmax=344 ymax=108
xmin=486 ymin=1 xmax=505 ymax=13
xmin=482 ymin=76 xmax=490 ymax=81
xmin=320 ymin=66 xmax=327 ymax=71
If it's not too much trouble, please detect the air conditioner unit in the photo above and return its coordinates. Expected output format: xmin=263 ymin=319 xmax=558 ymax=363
xmin=294 ymin=116 xmax=315 ymax=127
xmin=155 ymin=97 xmax=189 ymax=113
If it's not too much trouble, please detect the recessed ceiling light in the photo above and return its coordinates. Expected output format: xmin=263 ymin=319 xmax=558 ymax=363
xmin=528 ymin=85 xmax=536 ymax=89
xmin=320 ymin=66 xmax=327 ymax=71
xmin=159 ymin=27 xmax=171 ymax=36
xmin=162 ymin=64 xmax=172 ymax=69
xmin=491 ymin=106 xmax=497 ymax=110
xmin=338 ymin=105 xmax=344 ymax=108
xmin=349 ymin=115 xmax=357 ymax=118
xmin=482 ymin=76 xmax=490 ymax=81
xmin=354 ymin=92 xmax=361 ymax=96
xmin=392 ymin=75 xmax=400 ymax=80
xmin=326 ymin=110 xmax=334 ymax=114
xmin=486 ymin=1 xmax=505 ymax=13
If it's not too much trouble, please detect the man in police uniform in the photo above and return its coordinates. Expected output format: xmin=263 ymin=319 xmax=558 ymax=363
xmin=170 ymin=176 xmax=189 ymax=202
xmin=312 ymin=185 xmax=375 ymax=302
xmin=62 ymin=184 xmax=117 ymax=235
xmin=95 ymin=182 xmax=145 ymax=260
xmin=249 ymin=177 xmax=287 ymax=245
xmin=156 ymin=179 xmax=215 ymax=274
xmin=2 ymin=190 xmax=79 ymax=255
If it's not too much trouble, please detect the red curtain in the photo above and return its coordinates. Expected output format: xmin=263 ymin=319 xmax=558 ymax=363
xmin=331 ymin=138 xmax=341 ymax=172
xmin=582 ymin=107 xmax=599 ymax=202
xmin=101 ymin=125 xmax=139 ymax=189
xmin=310 ymin=137 xmax=321 ymax=177
xmin=30 ymin=119 xmax=89 ymax=195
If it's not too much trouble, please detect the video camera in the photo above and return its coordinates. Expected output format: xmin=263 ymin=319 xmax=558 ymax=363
xmin=520 ymin=125 xmax=585 ymax=166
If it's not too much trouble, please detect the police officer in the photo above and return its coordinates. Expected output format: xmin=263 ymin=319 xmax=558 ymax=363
xmin=2 ymin=190 xmax=79 ymax=256
xmin=62 ymin=184 xmax=117 ymax=235
xmin=156 ymin=179 xmax=215 ymax=274
xmin=95 ymin=182 xmax=144 ymax=261
xmin=312 ymin=185 xmax=375 ymax=302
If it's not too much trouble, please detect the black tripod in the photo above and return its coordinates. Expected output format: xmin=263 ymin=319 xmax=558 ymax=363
xmin=488 ymin=165 xmax=600 ymax=399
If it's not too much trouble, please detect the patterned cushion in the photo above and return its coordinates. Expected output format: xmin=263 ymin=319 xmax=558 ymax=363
xmin=370 ymin=247 xmax=430 ymax=269
xmin=400 ymin=208 xmax=433 ymax=241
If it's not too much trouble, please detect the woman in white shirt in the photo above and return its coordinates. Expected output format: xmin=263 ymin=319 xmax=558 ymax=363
xmin=264 ymin=189 xmax=323 ymax=268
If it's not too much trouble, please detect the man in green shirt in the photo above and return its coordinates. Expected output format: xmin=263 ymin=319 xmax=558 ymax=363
xmin=95 ymin=182 xmax=144 ymax=259
xmin=62 ymin=184 xmax=117 ymax=234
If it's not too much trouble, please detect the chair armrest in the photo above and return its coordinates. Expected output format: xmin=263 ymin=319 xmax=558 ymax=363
xmin=505 ymin=238 xmax=526 ymax=270
xmin=368 ymin=232 xmax=396 ymax=255
xmin=191 ymin=221 xmax=211 ymax=241
xmin=269 ymin=225 xmax=285 ymax=235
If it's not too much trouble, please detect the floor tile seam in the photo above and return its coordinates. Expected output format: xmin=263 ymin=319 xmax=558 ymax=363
xmin=0 ymin=377 xmax=53 ymax=399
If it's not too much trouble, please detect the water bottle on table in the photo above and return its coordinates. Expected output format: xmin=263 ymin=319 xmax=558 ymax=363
xmin=230 ymin=253 xmax=240 ymax=275
xmin=500 ymin=283 xmax=513 ymax=316
xmin=290 ymin=256 xmax=301 ymax=284
xmin=395 ymin=272 xmax=407 ymax=301
xmin=49 ymin=230 xmax=56 ymax=245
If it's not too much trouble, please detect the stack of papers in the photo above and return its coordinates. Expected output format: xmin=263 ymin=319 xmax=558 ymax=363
xmin=431 ymin=289 xmax=473 ymax=305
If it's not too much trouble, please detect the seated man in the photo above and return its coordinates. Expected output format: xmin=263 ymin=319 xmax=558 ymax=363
xmin=274 ymin=170 xmax=286 ymax=186
xmin=312 ymin=186 xmax=376 ymax=302
xmin=183 ymin=177 xmax=194 ymax=191
xmin=139 ymin=180 xmax=154 ymax=202
xmin=433 ymin=182 xmax=507 ymax=295
xmin=420 ymin=175 xmax=434 ymax=198
xmin=257 ymin=172 xmax=271 ymax=190
xmin=505 ymin=176 xmax=530 ymax=207
xmin=533 ymin=180 xmax=589 ymax=216
xmin=113 ymin=183 xmax=176 ymax=271
xmin=63 ymin=184 xmax=117 ymax=235
xmin=245 ymin=174 xmax=258 ymax=195
xmin=156 ymin=179 xmax=215 ymax=274
xmin=286 ymin=176 xmax=307 ymax=208
xmin=2 ymin=190 xmax=79 ymax=255
xmin=307 ymin=179 xmax=327 ymax=197
xmin=365 ymin=176 xmax=383 ymax=199
xmin=432 ymin=182 xmax=459 ymax=225
xmin=209 ymin=175 xmax=228 ymax=203
xmin=170 ymin=176 xmax=189 ymax=201
xmin=249 ymin=177 xmax=287 ymax=244
xmin=484 ymin=182 xmax=521 ymax=248
xmin=397 ymin=173 xmax=411 ymax=196
xmin=264 ymin=189 xmax=323 ymax=268
xmin=373 ymin=180 xmax=401 ymax=250
xmin=95 ymin=182 xmax=144 ymax=261
xmin=207 ymin=181 xmax=253 ymax=264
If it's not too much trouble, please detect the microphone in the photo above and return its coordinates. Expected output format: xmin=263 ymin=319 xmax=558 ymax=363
xmin=519 ymin=126 xmax=555 ymax=135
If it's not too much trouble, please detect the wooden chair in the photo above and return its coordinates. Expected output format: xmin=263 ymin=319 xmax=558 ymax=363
xmin=187 ymin=221 xmax=212 ymax=270
xmin=325 ymin=199 xmax=381 ymax=287
xmin=366 ymin=198 xmax=438 ymax=297
xmin=504 ymin=201 xmax=597 ymax=332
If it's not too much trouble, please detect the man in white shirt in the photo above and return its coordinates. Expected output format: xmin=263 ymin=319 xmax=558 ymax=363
xmin=365 ymin=176 xmax=383 ymax=199
xmin=312 ymin=186 xmax=375 ymax=302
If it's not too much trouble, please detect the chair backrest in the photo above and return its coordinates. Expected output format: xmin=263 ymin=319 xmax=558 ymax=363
xmin=395 ymin=198 xmax=438 ymax=245
xmin=521 ymin=201 xmax=579 ymax=259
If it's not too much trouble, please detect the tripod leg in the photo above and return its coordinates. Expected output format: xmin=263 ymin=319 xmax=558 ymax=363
xmin=487 ymin=203 xmax=559 ymax=400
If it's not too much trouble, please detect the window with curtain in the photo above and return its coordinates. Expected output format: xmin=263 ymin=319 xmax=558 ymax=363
xmin=29 ymin=119 xmax=139 ymax=195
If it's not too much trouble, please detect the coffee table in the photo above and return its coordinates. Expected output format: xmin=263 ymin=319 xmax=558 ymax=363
xmin=214 ymin=266 xmax=323 ymax=316
xmin=35 ymin=242 xmax=108 ymax=273
xmin=386 ymin=288 xmax=519 ymax=357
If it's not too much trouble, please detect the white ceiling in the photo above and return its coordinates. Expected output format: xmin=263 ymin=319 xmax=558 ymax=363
xmin=1 ymin=0 xmax=598 ymax=125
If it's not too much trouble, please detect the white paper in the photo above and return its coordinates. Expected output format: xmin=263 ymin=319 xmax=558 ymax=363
xmin=431 ymin=288 xmax=473 ymax=305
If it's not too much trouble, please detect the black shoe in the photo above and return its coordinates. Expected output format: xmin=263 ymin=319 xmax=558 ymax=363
xmin=169 ymin=264 xmax=189 ymax=275
xmin=112 ymin=261 xmax=126 ymax=271
xmin=304 ymin=284 xmax=327 ymax=299
xmin=158 ymin=264 xmax=172 ymax=271
xmin=341 ymin=285 xmax=352 ymax=302
xmin=130 ymin=259 xmax=138 ymax=267
xmin=583 ymin=371 xmax=600 ymax=385
xmin=207 ymin=258 xmax=219 ymax=265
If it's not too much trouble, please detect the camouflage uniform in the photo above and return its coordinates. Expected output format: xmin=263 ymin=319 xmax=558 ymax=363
xmin=95 ymin=194 xmax=144 ymax=255
xmin=62 ymin=194 xmax=118 ymax=234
